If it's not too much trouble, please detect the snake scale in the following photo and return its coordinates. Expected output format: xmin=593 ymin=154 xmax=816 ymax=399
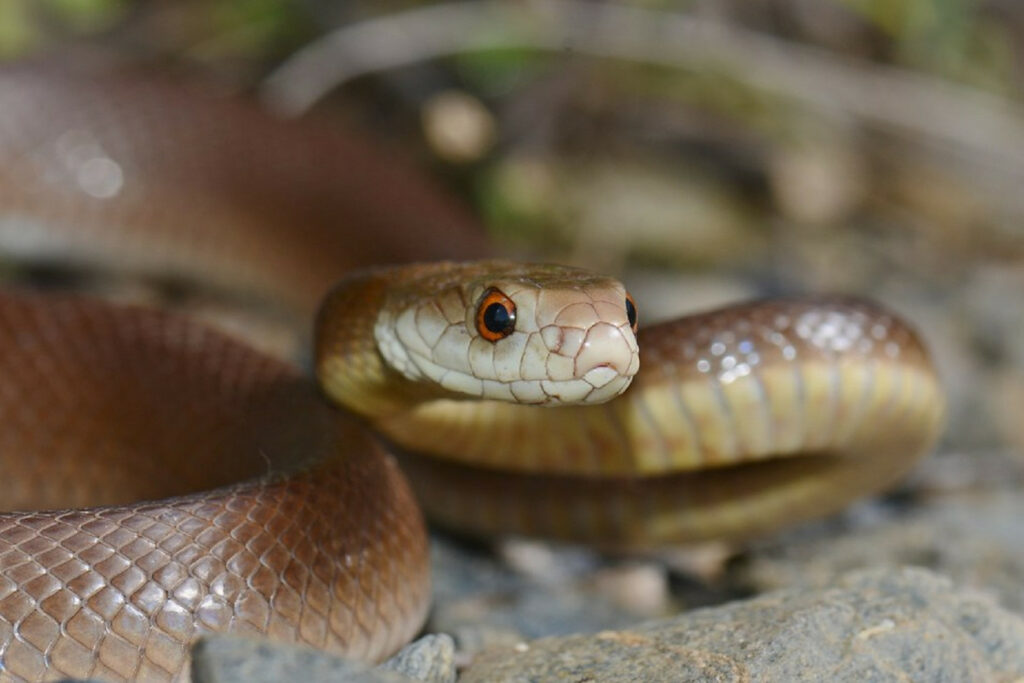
xmin=0 ymin=64 xmax=944 ymax=681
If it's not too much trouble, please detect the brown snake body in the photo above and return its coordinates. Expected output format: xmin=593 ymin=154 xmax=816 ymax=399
xmin=0 ymin=66 xmax=944 ymax=681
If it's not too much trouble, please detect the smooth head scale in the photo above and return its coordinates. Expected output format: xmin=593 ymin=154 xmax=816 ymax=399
xmin=316 ymin=261 xmax=640 ymax=417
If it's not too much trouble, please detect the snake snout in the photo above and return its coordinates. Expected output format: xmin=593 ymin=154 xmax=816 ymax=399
xmin=570 ymin=321 xmax=640 ymax=405
xmin=575 ymin=322 xmax=638 ymax=376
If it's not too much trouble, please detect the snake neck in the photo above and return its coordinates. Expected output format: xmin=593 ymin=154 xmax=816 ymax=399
xmin=315 ymin=267 xmax=454 ymax=419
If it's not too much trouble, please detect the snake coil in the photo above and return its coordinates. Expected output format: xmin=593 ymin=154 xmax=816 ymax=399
xmin=0 ymin=66 xmax=943 ymax=681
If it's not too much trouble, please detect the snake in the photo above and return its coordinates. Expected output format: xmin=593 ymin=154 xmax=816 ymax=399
xmin=0 ymin=64 xmax=945 ymax=681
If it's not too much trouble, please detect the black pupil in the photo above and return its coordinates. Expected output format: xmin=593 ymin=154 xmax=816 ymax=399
xmin=483 ymin=302 xmax=513 ymax=334
xmin=626 ymin=298 xmax=637 ymax=328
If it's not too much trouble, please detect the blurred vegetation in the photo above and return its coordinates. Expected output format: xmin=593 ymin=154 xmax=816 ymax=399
xmin=1 ymin=0 xmax=1022 ymax=452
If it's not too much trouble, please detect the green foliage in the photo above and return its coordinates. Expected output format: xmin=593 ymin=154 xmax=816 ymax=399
xmin=0 ymin=0 xmax=38 ymax=58
xmin=44 ymin=0 xmax=128 ymax=32
xmin=839 ymin=0 xmax=1016 ymax=92
xmin=455 ymin=47 xmax=550 ymax=97
xmin=193 ymin=0 xmax=309 ymax=60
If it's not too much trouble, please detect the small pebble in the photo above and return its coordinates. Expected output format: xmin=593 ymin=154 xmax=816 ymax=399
xmin=190 ymin=635 xmax=414 ymax=683
xmin=589 ymin=562 xmax=670 ymax=617
xmin=381 ymin=634 xmax=457 ymax=683
xmin=421 ymin=90 xmax=495 ymax=163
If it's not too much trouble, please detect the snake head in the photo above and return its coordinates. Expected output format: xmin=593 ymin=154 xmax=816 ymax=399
xmin=371 ymin=261 xmax=640 ymax=406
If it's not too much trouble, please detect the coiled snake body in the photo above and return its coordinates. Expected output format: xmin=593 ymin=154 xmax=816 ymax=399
xmin=0 ymin=66 xmax=944 ymax=681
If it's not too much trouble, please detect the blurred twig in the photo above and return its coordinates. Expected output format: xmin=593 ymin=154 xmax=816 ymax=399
xmin=261 ymin=0 xmax=1024 ymax=172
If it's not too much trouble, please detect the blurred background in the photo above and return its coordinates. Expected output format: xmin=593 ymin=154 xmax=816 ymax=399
xmin=1 ymin=0 xmax=1022 ymax=457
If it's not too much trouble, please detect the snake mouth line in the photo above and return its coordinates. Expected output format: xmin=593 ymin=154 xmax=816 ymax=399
xmin=582 ymin=364 xmax=619 ymax=387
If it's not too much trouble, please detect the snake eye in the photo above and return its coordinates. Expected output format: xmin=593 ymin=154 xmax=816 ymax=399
xmin=476 ymin=288 xmax=517 ymax=342
xmin=625 ymin=293 xmax=638 ymax=332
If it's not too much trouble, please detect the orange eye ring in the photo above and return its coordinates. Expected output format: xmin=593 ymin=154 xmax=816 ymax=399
xmin=476 ymin=288 xmax=517 ymax=342
xmin=625 ymin=292 xmax=638 ymax=333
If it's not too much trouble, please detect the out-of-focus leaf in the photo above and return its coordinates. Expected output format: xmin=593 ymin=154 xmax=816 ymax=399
xmin=455 ymin=47 xmax=550 ymax=96
xmin=44 ymin=0 xmax=128 ymax=33
xmin=0 ymin=0 xmax=40 ymax=58
xmin=838 ymin=0 xmax=1016 ymax=91
xmin=188 ymin=0 xmax=309 ymax=61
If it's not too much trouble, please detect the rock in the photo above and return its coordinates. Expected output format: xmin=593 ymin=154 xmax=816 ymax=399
xmin=380 ymin=634 xmax=457 ymax=683
xmin=460 ymin=567 xmax=1024 ymax=682
xmin=190 ymin=635 xmax=414 ymax=683
xmin=741 ymin=489 xmax=1024 ymax=614
xmin=908 ymin=449 xmax=1024 ymax=495
xmin=428 ymin=535 xmax=689 ymax=659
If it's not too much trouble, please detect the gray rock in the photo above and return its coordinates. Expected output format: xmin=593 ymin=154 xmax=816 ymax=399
xmin=907 ymin=449 xmax=1024 ymax=494
xmin=380 ymin=634 xmax=456 ymax=683
xmin=460 ymin=567 xmax=1024 ymax=682
xmin=742 ymin=489 xmax=1024 ymax=614
xmin=190 ymin=635 xmax=415 ymax=683
xmin=429 ymin=535 xmax=696 ymax=659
